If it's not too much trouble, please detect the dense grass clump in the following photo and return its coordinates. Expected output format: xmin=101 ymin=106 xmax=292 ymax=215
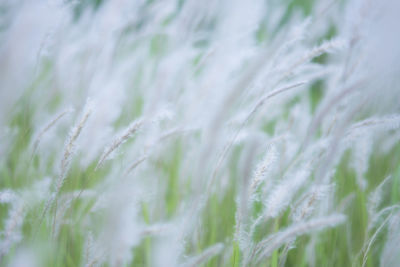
xmin=1 ymin=0 xmax=400 ymax=266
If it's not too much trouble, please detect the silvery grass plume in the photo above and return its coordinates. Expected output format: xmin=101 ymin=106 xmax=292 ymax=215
xmin=0 ymin=201 xmax=25 ymax=261
xmin=253 ymin=214 xmax=346 ymax=264
xmin=380 ymin=212 xmax=400 ymax=267
xmin=56 ymin=100 xmax=93 ymax=194
xmin=181 ymin=243 xmax=224 ymax=267
xmin=278 ymin=183 xmax=335 ymax=267
xmin=250 ymin=144 xmax=278 ymax=199
xmin=0 ymin=179 xmax=51 ymax=262
xmin=95 ymin=118 xmax=143 ymax=171
xmin=37 ymin=100 xmax=92 ymax=236
xmin=31 ymin=108 xmax=74 ymax=159
xmin=0 ymin=0 xmax=400 ymax=266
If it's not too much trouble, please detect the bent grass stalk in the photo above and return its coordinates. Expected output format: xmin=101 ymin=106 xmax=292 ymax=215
xmin=35 ymin=101 xmax=92 ymax=238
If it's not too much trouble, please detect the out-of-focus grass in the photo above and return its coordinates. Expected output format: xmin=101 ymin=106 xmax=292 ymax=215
xmin=1 ymin=0 xmax=399 ymax=266
xmin=2 ymin=58 xmax=399 ymax=267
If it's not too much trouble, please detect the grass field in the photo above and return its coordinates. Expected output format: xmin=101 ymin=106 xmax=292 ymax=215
xmin=1 ymin=0 xmax=400 ymax=266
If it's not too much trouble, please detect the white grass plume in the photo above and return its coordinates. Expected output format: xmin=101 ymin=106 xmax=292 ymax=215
xmin=264 ymin=167 xmax=310 ymax=218
xmin=278 ymin=184 xmax=335 ymax=266
xmin=361 ymin=213 xmax=393 ymax=267
xmin=181 ymin=243 xmax=224 ymax=267
xmin=0 ymin=201 xmax=25 ymax=260
xmin=55 ymin=100 xmax=93 ymax=194
xmin=210 ymin=81 xmax=306 ymax=190
xmin=367 ymin=175 xmax=391 ymax=228
xmin=31 ymin=108 xmax=74 ymax=156
xmin=124 ymin=127 xmax=195 ymax=175
xmin=380 ymin=212 xmax=400 ymax=267
xmin=279 ymin=38 xmax=347 ymax=81
xmin=96 ymin=118 xmax=143 ymax=171
xmin=346 ymin=114 xmax=400 ymax=135
xmin=38 ymin=100 xmax=92 ymax=232
xmin=250 ymin=144 xmax=278 ymax=196
xmin=253 ymin=214 xmax=346 ymax=263
xmin=0 ymin=189 xmax=16 ymax=204
xmin=292 ymin=184 xmax=334 ymax=222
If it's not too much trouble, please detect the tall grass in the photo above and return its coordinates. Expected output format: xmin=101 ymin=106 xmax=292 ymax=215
xmin=0 ymin=0 xmax=400 ymax=266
